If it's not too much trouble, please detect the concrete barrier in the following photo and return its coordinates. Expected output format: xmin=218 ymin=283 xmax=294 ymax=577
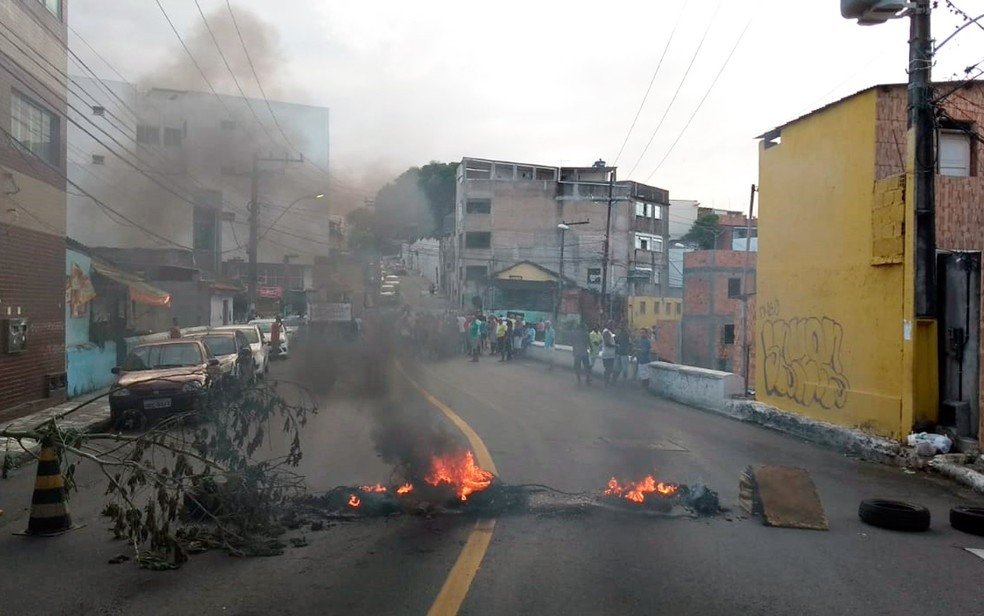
xmin=645 ymin=362 xmax=743 ymax=412
xmin=526 ymin=343 xmax=740 ymax=412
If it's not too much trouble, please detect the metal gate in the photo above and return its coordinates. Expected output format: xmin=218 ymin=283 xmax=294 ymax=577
xmin=937 ymin=251 xmax=981 ymax=438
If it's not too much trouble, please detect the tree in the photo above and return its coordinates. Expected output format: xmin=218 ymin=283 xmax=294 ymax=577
xmin=416 ymin=162 xmax=457 ymax=234
xmin=681 ymin=213 xmax=721 ymax=249
xmin=1 ymin=381 xmax=316 ymax=569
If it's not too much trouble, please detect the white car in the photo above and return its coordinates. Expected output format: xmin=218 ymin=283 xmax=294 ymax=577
xmin=249 ymin=319 xmax=290 ymax=359
xmin=214 ymin=324 xmax=268 ymax=377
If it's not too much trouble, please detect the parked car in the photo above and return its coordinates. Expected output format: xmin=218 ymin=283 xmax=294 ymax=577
xmin=213 ymin=324 xmax=268 ymax=378
xmin=109 ymin=339 xmax=219 ymax=427
xmin=185 ymin=330 xmax=255 ymax=387
xmin=249 ymin=318 xmax=290 ymax=359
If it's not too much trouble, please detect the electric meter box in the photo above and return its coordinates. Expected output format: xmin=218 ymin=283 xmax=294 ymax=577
xmin=2 ymin=318 xmax=28 ymax=354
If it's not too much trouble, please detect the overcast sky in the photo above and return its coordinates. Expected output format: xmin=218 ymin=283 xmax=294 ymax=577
xmin=70 ymin=0 xmax=980 ymax=211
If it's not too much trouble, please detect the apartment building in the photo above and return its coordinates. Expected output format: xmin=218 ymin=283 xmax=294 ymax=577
xmin=0 ymin=0 xmax=69 ymax=414
xmin=447 ymin=157 xmax=670 ymax=322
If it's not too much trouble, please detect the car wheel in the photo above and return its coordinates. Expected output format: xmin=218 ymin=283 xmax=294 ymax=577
xmin=858 ymin=499 xmax=931 ymax=532
xmin=950 ymin=506 xmax=984 ymax=536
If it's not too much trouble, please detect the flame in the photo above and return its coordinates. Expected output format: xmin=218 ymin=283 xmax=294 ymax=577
xmin=604 ymin=476 xmax=678 ymax=504
xmin=348 ymin=494 xmax=362 ymax=507
xmin=360 ymin=483 xmax=388 ymax=493
xmin=424 ymin=450 xmax=494 ymax=501
xmin=396 ymin=483 xmax=414 ymax=495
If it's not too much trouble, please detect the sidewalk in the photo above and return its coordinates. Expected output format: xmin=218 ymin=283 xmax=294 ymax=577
xmin=0 ymin=388 xmax=112 ymax=472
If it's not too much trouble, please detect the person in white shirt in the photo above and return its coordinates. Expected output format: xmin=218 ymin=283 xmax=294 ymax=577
xmin=600 ymin=322 xmax=617 ymax=386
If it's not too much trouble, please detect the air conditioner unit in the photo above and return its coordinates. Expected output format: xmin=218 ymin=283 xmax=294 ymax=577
xmin=1 ymin=318 xmax=28 ymax=354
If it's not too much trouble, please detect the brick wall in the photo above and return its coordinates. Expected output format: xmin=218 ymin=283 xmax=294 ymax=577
xmin=682 ymin=250 xmax=756 ymax=372
xmin=0 ymin=223 xmax=65 ymax=410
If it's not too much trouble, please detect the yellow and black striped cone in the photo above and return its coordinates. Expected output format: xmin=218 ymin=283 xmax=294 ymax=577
xmin=23 ymin=444 xmax=76 ymax=536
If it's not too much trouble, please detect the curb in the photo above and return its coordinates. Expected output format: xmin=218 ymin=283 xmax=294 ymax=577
xmin=928 ymin=456 xmax=984 ymax=495
xmin=720 ymin=399 xmax=905 ymax=465
xmin=1 ymin=394 xmax=112 ymax=473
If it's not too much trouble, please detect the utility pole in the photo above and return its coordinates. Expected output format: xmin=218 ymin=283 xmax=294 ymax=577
xmin=246 ymin=153 xmax=305 ymax=316
xmin=740 ymin=184 xmax=758 ymax=395
xmin=247 ymin=154 xmax=259 ymax=316
xmin=600 ymin=167 xmax=616 ymax=320
xmin=910 ymin=0 xmax=936 ymax=317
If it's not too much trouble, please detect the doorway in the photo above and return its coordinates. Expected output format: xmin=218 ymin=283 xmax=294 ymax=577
xmin=937 ymin=251 xmax=980 ymax=438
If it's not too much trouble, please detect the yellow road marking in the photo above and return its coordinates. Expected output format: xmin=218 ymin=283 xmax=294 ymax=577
xmin=395 ymin=362 xmax=497 ymax=616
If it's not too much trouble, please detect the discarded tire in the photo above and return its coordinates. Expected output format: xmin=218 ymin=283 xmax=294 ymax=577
xmin=950 ymin=506 xmax=984 ymax=536
xmin=858 ymin=499 xmax=930 ymax=532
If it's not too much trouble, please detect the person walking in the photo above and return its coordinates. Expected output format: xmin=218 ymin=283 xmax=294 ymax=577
xmin=601 ymin=322 xmax=617 ymax=386
xmin=543 ymin=320 xmax=556 ymax=370
xmin=479 ymin=315 xmax=489 ymax=355
xmin=500 ymin=319 xmax=513 ymax=361
xmin=613 ymin=324 xmax=632 ymax=383
xmin=571 ymin=322 xmax=592 ymax=385
xmin=496 ymin=319 xmax=508 ymax=361
xmin=270 ymin=316 xmax=285 ymax=359
xmin=588 ymin=324 xmax=602 ymax=369
xmin=525 ymin=322 xmax=536 ymax=354
xmin=468 ymin=314 xmax=482 ymax=362
xmin=636 ymin=327 xmax=653 ymax=389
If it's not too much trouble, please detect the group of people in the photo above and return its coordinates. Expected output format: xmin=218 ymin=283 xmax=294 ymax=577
xmin=569 ymin=321 xmax=655 ymax=387
xmin=460 ymin=313 xmax=551 ymax=363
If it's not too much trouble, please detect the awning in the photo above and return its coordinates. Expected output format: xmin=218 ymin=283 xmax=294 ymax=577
xmin=209 ymin=281 xmax=244 ymax=293
xmin=91 ymin=259 xmax=171 ymax=307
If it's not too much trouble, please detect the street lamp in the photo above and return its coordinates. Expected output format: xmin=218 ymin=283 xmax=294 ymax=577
xmin=555 ymin=220 xmax=589 ymax=324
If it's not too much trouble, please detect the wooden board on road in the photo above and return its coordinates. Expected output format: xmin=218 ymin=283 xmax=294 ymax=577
xmin=743 ymin=464 xmax=828 ymax=531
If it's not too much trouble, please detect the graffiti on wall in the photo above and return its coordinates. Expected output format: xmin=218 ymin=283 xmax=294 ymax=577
xmin=761 ymin=315 xmax=850 ymax=410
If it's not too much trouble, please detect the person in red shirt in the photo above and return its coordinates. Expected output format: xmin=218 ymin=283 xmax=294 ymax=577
xmin=270 ymin=316 xmax=284 ymax=356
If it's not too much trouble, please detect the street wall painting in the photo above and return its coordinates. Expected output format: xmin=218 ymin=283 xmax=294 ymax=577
xmin=760 ymin=315 xmax=850 ymax=410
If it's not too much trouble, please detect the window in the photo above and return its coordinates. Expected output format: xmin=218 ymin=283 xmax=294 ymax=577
xmin=939 ymin=130 xmax=971 ymax=177
xmin=91 ymin=105 xmax=105 ymax=116
xmin=136 ymin=124 xmax=160 ymax=145
xmin=163 ymin=127 xmax=183 ymax=147
xmin=654 ymin=302 xmax=660 ymax=315
xmin=635 ymin=234 xmax=663 ymax=252
xmin=221 ymin=120 xmax=237 ymax=130
xmin=465 ymin=265 xmax=487 ymax=281
xmin=465 ymin=199 xmax=492 ymax=214
xmin=517 ymin=166 xmax=534 ymax=180
xmin=11 ymin=91 xmax=59 ymax=166
xmin=193 ymin=206 xmax=217 ymax=250
xmin=494 ymin=163 xmax=514 ymax=180
xmin=728 ymin=277 xmax=741 ymax=298
xmin=38 ymin=0 xmax=61 ymax=19
xmin=91 ymin=154 xmax=105 ymax=165
xmin=635 ymin=201 xmax=663 ymax=219
xmin=639 ymin=301 xmax=646 ymax=315
xmin=675 ymin=302 xmax=681 ymax=315
xmin=464 ymin=232 xmax=491 ymax=249
xmin=723 ymin=324 xmax=736 ymax=345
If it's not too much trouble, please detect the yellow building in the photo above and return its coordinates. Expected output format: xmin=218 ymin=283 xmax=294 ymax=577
xmin=756 ymin=85 xmax=938 ymax=440
xmin=628 ymin=296 xmax=682 ymax=330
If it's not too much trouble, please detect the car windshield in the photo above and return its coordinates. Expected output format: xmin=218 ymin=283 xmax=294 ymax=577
xmin=239 ymin=329 xmax=260 ymax=344
xmin=122 ymin=343 xmax=203 ymax=370
xmin=200 ymin=335 xmax=237 ymax=356
xmin=253 ymin=321 xmax=273 ymax=334
xmin=284 ymin=317 xmax=303 ymax=328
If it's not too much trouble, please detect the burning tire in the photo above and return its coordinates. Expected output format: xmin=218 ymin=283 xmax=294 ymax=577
xmin=950 ymin=506 xmax=984 ymax=536
xmin=858 ymin=499 xmax=930 ymax=532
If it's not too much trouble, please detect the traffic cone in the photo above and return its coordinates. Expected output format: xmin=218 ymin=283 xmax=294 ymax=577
xmin=22 ymin=443 xmax=77 ymax=536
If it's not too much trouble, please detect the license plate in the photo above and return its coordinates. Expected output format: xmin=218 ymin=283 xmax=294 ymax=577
xmin=143 ymin=398 xmax=172 ymax=410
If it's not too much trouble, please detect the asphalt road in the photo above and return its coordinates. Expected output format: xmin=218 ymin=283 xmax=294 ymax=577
xmin=2 ymin=273 xmax=984 ymax=615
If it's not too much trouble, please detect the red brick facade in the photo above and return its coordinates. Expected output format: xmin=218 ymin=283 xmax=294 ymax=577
xmin=877 ymin=82 xmax=984 ymax=439
xmin=0 ymin=223 xmax=65 ymax=411
xmin=681 ymin=250 xmax=756 ymax=373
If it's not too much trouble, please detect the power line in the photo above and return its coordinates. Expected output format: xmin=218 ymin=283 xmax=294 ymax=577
xmin=644 ymin=15 xmax=755 ymax=182
xmin=192 ymin=0 xmax=283 ymax=150
xmin=613 ymin=0 xmax=689 ymax=166
xmin=626 ymin=0 xmax=723 ymax=177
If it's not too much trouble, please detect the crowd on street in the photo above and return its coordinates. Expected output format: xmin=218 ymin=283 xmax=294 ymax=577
xmin=393 ymin=305 xmax=657 ymax=389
